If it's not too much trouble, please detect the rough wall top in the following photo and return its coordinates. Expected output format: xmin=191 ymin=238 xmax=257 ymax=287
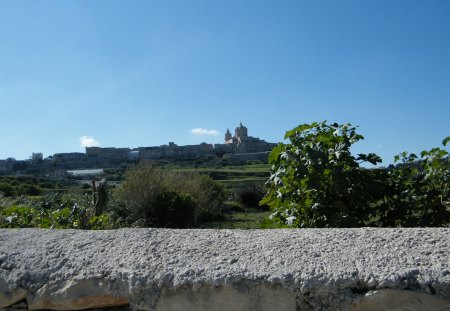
xmin=0 ymin=228 xmax=449 ymax=310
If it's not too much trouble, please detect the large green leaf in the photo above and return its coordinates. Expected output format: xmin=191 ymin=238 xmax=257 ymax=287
xmin=284 ymin=122 xmax=319 ymax=139
xmin=268 ymin=143 xmax=285 ymax=163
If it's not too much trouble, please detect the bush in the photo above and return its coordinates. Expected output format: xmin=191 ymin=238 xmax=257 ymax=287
xmin=17 ymin=184 xmax=42 ymax=196
xmin=39 ymin=182 xmax=55 ymax=189
xmin=114 ymin=161 xmax=225 ymax=227
xmin=0 ymin=183 xmax=15 ymax=197
xmin=88 ymin=214 xmax=113 ymax=230
xmin=236 ymin=184 xmax=268 ymax=210
xmin=223 ymin=201 xmax=245 ymax=213
xmin=163 ymin=171 xmax=225 ymax=223
xmin=261 ymin=121 xmax=449 ymax=228
xmin=113 ymin=163 xmax=166 ymax=224
xmin=375 ymin=147 xmax=450 ymax=227
xmin=151 ymin=191 xmax=196 ymax=228
xmin=0 ymin=188 xmax=115 ymax=229
xmin=0 ymin=205 xmax=36 ymax=228
xmin=261 ymin=121 xmax=381 ymax=227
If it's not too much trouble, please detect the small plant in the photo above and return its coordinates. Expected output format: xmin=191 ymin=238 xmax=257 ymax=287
xmin=88 ymin=214 xmax=113 ymax=230
xmin=0 ymin=205 xmax=36 ymax=228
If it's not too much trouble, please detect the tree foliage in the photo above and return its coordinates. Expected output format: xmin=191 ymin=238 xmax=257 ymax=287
xmin=262 ymin=121 xmax=449 ymax=227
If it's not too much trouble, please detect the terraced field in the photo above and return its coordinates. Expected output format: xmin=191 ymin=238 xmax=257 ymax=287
xmin=167 ymin=163 xmax=271 ymax=191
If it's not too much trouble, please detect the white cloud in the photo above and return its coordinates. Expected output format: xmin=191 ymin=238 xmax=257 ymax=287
xmin=190 ymin=128 xmax=220 ymax=136
xmin=80 ymin=136 xmax=100 ymax=147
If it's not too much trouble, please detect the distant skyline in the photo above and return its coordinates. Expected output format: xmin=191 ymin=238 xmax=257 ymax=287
xmin=1 ymin=0 xmax=449 ymax=164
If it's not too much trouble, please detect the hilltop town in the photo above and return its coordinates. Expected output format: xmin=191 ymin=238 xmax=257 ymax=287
xmin=0 ymin=123 xmax=277 ymax=175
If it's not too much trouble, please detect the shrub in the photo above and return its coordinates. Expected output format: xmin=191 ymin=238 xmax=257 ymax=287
xmin=114 ymin=161 xmax=225 ymax=227
xmin=0 ymin=183 xmax=15 ymax=197
xmin=376 ymin=145 xmax=450 ymax=227
xmin=39 ymin=182 xmax=55 ymax=189
xmin=236 ymin=185 xmax=268 ymax=210
xmin=261 ymin=121 xmax=381 ymax=227
xmin=0 ymin=205 xmax=36 ymax=228
xmin=88 ymin=214 xmax=113 ymax=230
xmin=114 ymin=162 xmax=166 ymax=224
xmin=17 ymin=184 xmax=42 ymax=196
xmin=261 ymin=122 xmax=449 ymax=228
xmin=151 ymin=191 xmax=196 ymax=228
xmin=164 ymin=172 xmax=225 ymax=223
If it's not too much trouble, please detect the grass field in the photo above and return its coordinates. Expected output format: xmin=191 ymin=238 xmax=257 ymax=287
xmin=200 ymin=209 xmax=272 ymax=229
xmin=169 ymin=163 xmax=271 ymax=190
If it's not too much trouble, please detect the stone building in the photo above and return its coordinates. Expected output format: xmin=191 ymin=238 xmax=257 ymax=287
xmin=85 ymin=123 xmax=275 ymax=161
xmin=86 ymin=147 xmax=131 ymax=162
xmin=221 ymin=122 xmax=277 ymax=154
xmin=53 ymin=153 xmax=85 ymax=162
xmin=234 ymin=122 xmax=248 ymax=142
xmin=30 ymin=153 xmax=43 ymax=162
xmin=225 ymin=129 xmax=233 ymax=144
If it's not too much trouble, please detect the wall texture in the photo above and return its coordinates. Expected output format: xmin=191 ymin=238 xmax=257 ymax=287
xmin=0 ymin=228 xmax=449 ymax=310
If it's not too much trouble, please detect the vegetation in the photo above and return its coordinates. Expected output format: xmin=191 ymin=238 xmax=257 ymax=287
xmin=0 ymin=193 xmax=111 ymax=229
xmin=1 ymin=122 xmax=448 ymax=229
xmin=0 ymin=176 xmax=72 ymax=197
xmin=112 ymin=162 xmax=225 ymax=228
xmin=262 ymin=121 xmax=449 ymax=227
xmin=0 ymin=161 xmax=266 ymax=229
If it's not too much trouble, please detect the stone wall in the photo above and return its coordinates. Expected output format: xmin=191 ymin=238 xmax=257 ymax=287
xmin=223 ymin=152 xmax=271 ymax=163
xmin=86 ymin=148 xmax=131 ymax=162
xmin=0 ymin=228 xmax=449 ymax=311
xmin=53 ymin=153 xmax=86 ymax=162
xmin=84 ymin=139 xmax=275 ymax=162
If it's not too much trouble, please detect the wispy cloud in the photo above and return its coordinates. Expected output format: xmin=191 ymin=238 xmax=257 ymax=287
xmin=80 ymin=136 xmax=100 ymax=147
xmin=190 ymin=128 xmax=220 ymax=136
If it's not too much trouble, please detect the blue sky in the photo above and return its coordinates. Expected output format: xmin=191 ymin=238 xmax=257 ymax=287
xmin=0 ymin=0 xmax=449 ymax=164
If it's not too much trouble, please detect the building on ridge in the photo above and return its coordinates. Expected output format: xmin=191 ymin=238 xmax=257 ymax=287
xmin=2 ymin=123 xmax=277 ymax=172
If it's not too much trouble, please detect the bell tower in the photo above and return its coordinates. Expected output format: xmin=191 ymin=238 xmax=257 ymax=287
xmin=224 ymin=129 xmax=232 ymax=143
xmin=234 ymin=122 xmax=248 ymax=139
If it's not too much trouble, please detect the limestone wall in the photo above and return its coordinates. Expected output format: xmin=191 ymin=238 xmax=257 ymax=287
xmin=223 ymin=152 xmax=270 ymax=163
xmin=0 ymin=228 xmax=449 ymax=311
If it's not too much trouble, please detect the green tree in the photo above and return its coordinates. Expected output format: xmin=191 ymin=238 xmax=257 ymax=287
xmin=261 ymin=121 xmax=381 ymax=227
